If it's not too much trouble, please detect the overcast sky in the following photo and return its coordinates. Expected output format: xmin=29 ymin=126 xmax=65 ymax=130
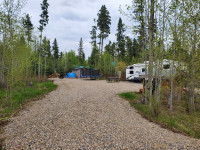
xmin=22 ymin=0 xmax=133 ymax=58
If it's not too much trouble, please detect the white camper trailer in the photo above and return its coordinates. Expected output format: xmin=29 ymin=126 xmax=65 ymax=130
xmin=126 ymin=59 xmax=178 ymax=81
xmin=126 ymin=63 xmax=146 ymax=81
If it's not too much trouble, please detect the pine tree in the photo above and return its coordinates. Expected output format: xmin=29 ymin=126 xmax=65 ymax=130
xmin=126 ymin=36 xmax=133 ymax=63
xmin=97 ymin=5 xmax=111 ymax=54
xmin=38 ymin=0 xmax=49 ymax=33
xmin=90 ymin=19 xmax=98 ymax=68
xmin=133 ymin=0 xmax=146 ymax=50
xmin=38 ymin=0 xmax=49 ymax=79
xmin=22 ymin=14 xmax=34 ymax=44
xmin=78 ymin=38 xmax=85 ymax=65
xmin=52 ymin=38 xmax=59 ymax=72
xmin=90 ymin=19 xmax=97 ymax=46
xmin=116 ymin=18 xmax=126 ymax=61
xmin=90 ymin=45 xmax=98 ymax=68
xmin=53 ymin=38 xmax=59 ymax=59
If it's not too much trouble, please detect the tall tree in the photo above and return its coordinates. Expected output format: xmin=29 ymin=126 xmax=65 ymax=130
xmin=22 ymin=13 xmax=34 ymax=45
xmin=90 ymin=19 xmax=98 ymax=68
xmin=116 ymin=18 xmax=126 ymax=61
xmin=105 ymin=41 xmax=115 ymax=59
xmin=38 ymin=0 xmax=49 ymax=79
xmin=52 ymin=38 xmax=59 ymax=73
xmin=78 ymin=38 xmax=85 ymax=65
xmin=97 ymin=5 xmax=111 ymax=55
xmin=126 ymin=37 xmax=139 ymax=64
xmin=0 ymin=0 xmax=26 ymax=88
xmin=90 ymin=19 xmax=97 ymax=46
xmin=148 ymin=0 xmax=155 ymax=107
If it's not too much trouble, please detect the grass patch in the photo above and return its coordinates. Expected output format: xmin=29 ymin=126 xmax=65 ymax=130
xmin=119 ymin=92 xmax=200 ymax=139
xmin=119 ymin=92 xmax=137 ymax=100
xmin=0 ymin=81 xmax=57 ymax=119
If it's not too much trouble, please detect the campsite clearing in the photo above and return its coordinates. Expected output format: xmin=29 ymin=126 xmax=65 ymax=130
xmin=2 ymin=79 xmax=200 ymax=149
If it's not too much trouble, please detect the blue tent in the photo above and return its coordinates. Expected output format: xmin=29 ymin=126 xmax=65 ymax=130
xmin=66 ymin=72 xmax=76 ymax=78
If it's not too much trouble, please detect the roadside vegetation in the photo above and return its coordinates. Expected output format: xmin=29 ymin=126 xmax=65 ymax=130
xmin=0 ymin=80 xmax=57 ymax=120
xmin=119 ymin=92 xmax=200 ymax=139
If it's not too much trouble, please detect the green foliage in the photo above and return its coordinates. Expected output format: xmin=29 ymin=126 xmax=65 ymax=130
xmin=97 ymin=4 xmax=111 ymax=62
xmin=116 ymin=61 xmax=126 ymax=73
xmin=0 ymin=81 xmax=57 ymax=119
xmin=52 ymin=38 xmax=59 ymax=73
xmin=65 ymin=50 xmax=79 ymax=73
xmin=90 ymin=20 xmax=97 ymax=45
xmin=120 ymin=92 xmax=200 ymax=139
xmin=125 ymin=37 xmax=140 ymax=64
xmin=78 ymin=38 xmax=85 ymax=65
xmin=22 ymin=13 xmax=34 ymax=43
xmin=53 ymin=38 xmax=59 ymax=59
xmin=89 ymin=45 xmax=98 ymax=69
xmin=116 ymin=18 xmax=126 ymax=61
xmin=103 ymin=51 xmax=115 ymax=77
xmin=97 ymin=5 xmax=111 ymax=37
xmin=38 ymin=0 xmax=49 ymax=32
xmin=105 ymin=41 xmax=116 ymax=58
xmin=119 ymin=92 xmax=137 ymax=100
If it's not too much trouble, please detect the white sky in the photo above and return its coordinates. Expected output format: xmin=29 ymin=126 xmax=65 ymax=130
xmin=22 ymin=0 xmax=133 ymax=58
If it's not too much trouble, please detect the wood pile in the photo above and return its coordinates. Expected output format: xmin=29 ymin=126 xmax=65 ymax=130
xmin=49 ymin=73 xmax=60 ymax=78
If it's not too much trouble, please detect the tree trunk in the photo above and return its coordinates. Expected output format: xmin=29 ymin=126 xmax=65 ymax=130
xmin=168 ymin=1 xmax=178 ymax=112
xmin=148 ymin=0 xmax=155 ymax=108
xmin=157 ymin=0 xmax=166 ymax=104
xmin=44 ymin=55 xmax=47 ymax=78
xmin=38 ymin=31 xmax=43 ymax=80
xmin=0 ymin=31 xmax=6 ymax=88
xmin=98 ymin=37 xmax=101 ymax=69
xmin=188 ymin=18 xmax=198 ymax=113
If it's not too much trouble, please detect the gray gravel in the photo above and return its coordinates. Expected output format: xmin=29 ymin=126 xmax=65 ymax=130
xmin=2 ymin=79 xmax=200 ymax=149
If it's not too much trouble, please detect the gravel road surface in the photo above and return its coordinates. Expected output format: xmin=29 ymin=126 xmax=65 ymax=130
xmin=3 ymin=79 xmax=200 ymax=149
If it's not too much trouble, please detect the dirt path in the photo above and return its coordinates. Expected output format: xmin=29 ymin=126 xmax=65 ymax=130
xmin=3 ymin=79 xmax=200 ymax=149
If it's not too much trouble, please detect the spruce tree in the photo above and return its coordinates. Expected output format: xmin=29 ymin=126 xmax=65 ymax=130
xmin=90 ymin=20 xmax=98 ymax=68
xmin=126 ymin=36 xmax=133 ymax=63
xmin=78 ymin=38 xmax=85 ymax=65
xmin=22 ymin=14 xmax=34 ymax=44
xmin=133 ymin=0 xmax=146 ymax=48
xmin=90 ymin=19 xmax=97 ymax=46
xmin=116 ymin=18 xmax=126 ymax=61
xmin=52 ymin=38 xmax=59 ymax=72
xmin=53 ymin=38 xmax=59 ymax=59
xmin=97 ymin=5 xmax=111 ymax=54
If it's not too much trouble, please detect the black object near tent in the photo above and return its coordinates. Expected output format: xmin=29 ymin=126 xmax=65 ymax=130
xmin=72 ymin=68 xmax=101 ymax=79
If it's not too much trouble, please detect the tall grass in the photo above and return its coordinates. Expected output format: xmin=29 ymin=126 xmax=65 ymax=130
xmin=0 ymin=81 xmax=57 ymax=119
xmin=119 ymin=92 xmax=200 ymax=139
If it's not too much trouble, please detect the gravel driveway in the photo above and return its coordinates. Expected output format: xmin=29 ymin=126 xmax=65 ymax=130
xmin=2 ymin=79 xmax=200 ymax=149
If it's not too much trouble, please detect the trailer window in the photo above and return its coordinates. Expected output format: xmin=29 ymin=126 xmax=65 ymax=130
xmin=130 ymin=66 xmax=134 ymax=69
xmin=130 ymin=71 xmax=134 ymax=74
xmin=163 ymin=64 xmax=170 ymax=69
xmin=142 ymin=68 xmax=145 ymax=72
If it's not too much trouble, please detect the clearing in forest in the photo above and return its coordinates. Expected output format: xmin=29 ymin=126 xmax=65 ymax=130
xmin=2 ymin=79 xmax=200 ymax=149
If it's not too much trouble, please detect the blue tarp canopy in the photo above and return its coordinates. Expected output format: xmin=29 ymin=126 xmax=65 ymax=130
xmin=66 ymin=72 xmax=76 ymax=78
